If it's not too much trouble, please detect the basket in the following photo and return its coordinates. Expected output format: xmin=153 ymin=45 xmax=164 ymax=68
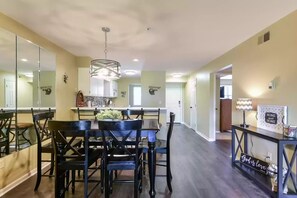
xmin=283 ymin=125 xmax=297 ymax=138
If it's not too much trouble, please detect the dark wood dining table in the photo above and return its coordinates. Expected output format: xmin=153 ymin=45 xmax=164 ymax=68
xmin=90 ymin=118 xmax=159 ymax=197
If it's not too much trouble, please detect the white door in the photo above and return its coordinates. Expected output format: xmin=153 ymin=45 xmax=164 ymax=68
xmin=166 ymin=83 xmax=182 ymax=123
xmin=190 ymin=80 xmax=197 ymax=131
xmin=5 ymin=79 xmax=16 ymax=107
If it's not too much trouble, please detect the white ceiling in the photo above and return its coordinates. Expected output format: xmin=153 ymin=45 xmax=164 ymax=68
xmin=0 ymin=0 xmax=296 ymax=78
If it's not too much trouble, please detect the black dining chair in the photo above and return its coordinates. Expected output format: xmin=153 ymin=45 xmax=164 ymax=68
xmin=143 ymin=112 xmax=175 ymax=192
xmin=0 ymin=112 xmax=13 ymax=157
xmin=142 ymin=108 xmax=162 ymax=128
xmin=31 ymin=109 xmax=55 ymax=191
xmin=49 ymin=120 xmax=102 ymax=198
xmin=98 ymin=119 xmax=143 ymax=198
xmin=121 ymin=109 xmax=144 ymax=120
xmin=77 ymin=107 xmax=99 ymax=120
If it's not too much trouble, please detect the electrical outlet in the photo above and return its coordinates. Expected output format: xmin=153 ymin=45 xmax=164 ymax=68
xmin=0 ymin=160 xmax=4 ymax=169
xmin=267 ymin=152 xmax=272 ymax=161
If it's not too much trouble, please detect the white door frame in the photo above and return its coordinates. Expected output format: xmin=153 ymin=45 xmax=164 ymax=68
xmin=190 ymin=79 xmax=197 ymax=131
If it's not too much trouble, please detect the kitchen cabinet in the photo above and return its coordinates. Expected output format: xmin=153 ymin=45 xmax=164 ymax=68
xmin=78 ymin=68 xmax=104 ymax=96
xmin=78 ymin=68 xmax=118 ymax=97
xmin=104 ymin=80 xmax=118 ymax=97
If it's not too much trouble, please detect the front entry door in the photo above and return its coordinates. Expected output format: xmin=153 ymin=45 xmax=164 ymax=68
xmin=166 ymin=83 xmax=182 ymax=123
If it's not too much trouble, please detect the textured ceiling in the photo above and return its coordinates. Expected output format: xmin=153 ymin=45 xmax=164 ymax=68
xmin=0 ymin=0 xmax=296 ymax=77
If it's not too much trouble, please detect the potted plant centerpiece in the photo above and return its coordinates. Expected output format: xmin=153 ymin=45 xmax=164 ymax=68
xmin=96 ymin=109 xmax=121 ymax=120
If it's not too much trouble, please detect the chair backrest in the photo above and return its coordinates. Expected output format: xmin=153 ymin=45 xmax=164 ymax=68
xmin=32 ymin=110 xmax=55 ymax=143
xmin=78 ymin=107 xmax=99 ymax=120
xmin=142 ymin=108 xmax=161 ymax=124
xmin=121 ymin=109 xmax=144 ymax=120
xmin=0 ymin=112 xmax=13 ymax=145
xmin=48 ymin=120 xmax=91 ymax=159
xmin=98 ymin=119 xmax=142 ymax=160
xmin=166 ymin=112 xmax=175 ymax=149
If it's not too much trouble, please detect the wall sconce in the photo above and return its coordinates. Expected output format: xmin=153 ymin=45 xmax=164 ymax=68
xmin=149 ymin=86 xmax=161 ymax=95
xmin=63 ymin=73 xmax=68 ymax=83
xmin=236 ymin=98 xmax=253 ymax=128
xmin=121 ymin=91 xmax=126 ymax=98
xmin=41 ymin=86 xmax=52 ymax=95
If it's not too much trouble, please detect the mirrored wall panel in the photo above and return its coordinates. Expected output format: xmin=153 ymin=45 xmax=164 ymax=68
xmin=0 ymin=27 xmax=56 ymax=156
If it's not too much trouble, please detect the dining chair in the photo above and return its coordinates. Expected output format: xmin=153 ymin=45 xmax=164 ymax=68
xmin=77 ymin=107 xmax=99 ymax=120
xmin=9 ymin=112 xmax=34 ymax=150
xmin=142 ymin=108 xmax=162 ymax=128
xmin=31 ymin=108 xmax=55 ymax=191
xmin=98 ymin=119 xmax=143 ymax=198
xmin=143 ymin=112 xmax=175 ymax=192
xmin=121 ymin=109 xmax=144 ymax=120
xmin=78 ymin=107 xmax=104 ymax=192
xmin=0 ymin=112 xmax=13 ymax=157
xmin=49 ymin=120 xmax=102 ymax=198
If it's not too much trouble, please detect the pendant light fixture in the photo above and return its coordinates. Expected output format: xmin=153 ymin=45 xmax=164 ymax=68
xmin=90 ymin=27 xmax=121 ymax=79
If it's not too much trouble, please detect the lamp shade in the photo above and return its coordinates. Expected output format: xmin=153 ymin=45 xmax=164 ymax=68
xmin=236 ymin=98 xmax=252 ymax=111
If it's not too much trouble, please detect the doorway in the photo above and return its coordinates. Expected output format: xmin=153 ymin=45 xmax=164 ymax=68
xmin=166 ymin=83 xmax=183 ymax=123
xmin=214 ymin=66 xmax=232 ymax=140
xmin=5 ymin=79 xmax=16 ymax=107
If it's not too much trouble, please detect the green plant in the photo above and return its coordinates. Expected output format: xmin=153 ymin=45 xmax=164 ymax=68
xmin=96 ymin=110 xmax=121 ymax=120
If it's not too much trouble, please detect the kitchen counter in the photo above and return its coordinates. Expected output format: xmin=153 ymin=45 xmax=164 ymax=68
xmin=71 ymin=107 xmax=167 ymax=126
xmin=2 ymin=107 xmax=56 ymax=113
xmin=71 ymin=107 xmax=167 ymax=111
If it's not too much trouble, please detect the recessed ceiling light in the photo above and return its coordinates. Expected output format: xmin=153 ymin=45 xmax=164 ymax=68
xmin=171 ymin=73 xmax=183 ymax=78
xmin=21 ymin=58 xmax=28 ymax=62
xmin=221 ymin=75 xmax=232 ymax=80
xmin=24 ymin=73 xmax=33 ymax=78
xmin=124 ymin=70 xmax=137 ymax=75
xmin=133 ymin=58 xmax=139 ymax=62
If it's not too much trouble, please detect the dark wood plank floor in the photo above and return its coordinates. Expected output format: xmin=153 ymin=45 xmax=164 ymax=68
xmin=2 ymin=124 xmax=269 ymax=198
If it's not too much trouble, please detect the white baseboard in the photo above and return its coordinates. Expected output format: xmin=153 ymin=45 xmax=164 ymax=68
xmin=196 ymin=131 xmax=215 ymax=142
xmin=183 ymin=123 xmax=215 ymax=142
xmin=0 ymin=163 xmax=49 ymax=197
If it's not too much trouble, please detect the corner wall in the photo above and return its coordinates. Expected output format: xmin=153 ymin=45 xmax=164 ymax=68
xmin=185 ymin=10 xmax=297 ymax=163
xmin=0 ymin=13 xmax=77 ymax=191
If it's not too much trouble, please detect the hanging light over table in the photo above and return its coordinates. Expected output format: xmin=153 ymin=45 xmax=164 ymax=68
xmin=90 ymin=27 xmax=121 ymax=80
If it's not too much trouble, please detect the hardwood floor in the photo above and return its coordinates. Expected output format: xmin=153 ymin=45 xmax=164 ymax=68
xmin=2 ymin=124 xmax=269 ymax=198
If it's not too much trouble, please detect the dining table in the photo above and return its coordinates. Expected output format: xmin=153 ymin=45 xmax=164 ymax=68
xmin=89 ymin=118 xmax=160 ymax=197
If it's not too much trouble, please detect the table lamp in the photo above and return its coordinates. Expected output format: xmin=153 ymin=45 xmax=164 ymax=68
xmin=236 ymin=98 xmax=253 ymax=127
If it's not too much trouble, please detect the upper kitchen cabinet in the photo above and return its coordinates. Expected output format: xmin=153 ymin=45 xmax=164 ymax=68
xmin=78 ymin=67 xmax=118 ymax=97
xmin=104 ymin=80 xmax=118 ymax=98
xmin=78 ymin=67 xmax=104 ymax=96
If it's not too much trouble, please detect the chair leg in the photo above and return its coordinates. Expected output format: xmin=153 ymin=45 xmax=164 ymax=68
xmin=100 ymin=158 xmax=104 ymax=193
xmin=84 ymin=166 xmax=88 ymax=198
xmin=71 ymin=170 xmax=75 ymax=193
xmin=50 ymin=152 xmax=55 ymax=175
xmin=34 ymin=149 xmax=42 ymax=191
xmin=105 ymin=170 xmax=110 ymax=198
xmin=139 ymin=162 xmax=143 ymax=193
xmin=134 ymin=169 xmax=139 ymax=198
xmin=166 ymin=153 xmax=172 ymax=192
xmin=143 ymin=153 xmax=146 ymax=175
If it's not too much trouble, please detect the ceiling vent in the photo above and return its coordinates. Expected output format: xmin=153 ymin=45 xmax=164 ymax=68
xmin=258 ymin=31 xmax=270 ymax=45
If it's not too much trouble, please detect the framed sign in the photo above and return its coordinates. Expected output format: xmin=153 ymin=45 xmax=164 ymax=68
xmin=257 ymin=105 xmax=287 ymax=134
xmin=240 ymin=153 xmax=269 ymax=175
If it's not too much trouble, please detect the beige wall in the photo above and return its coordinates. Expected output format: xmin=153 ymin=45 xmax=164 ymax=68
xmin=113 ymin=77 xmax=141 ymax=107
xmin=184 ymin=10 xmax=297 ymax=162
xmin=141 ymin=71 xmax=166 ymax=107
xmin=0 ymin=13 xmax=77 ymax=190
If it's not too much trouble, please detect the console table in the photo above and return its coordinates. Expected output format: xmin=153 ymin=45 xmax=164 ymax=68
xmin=231 ymin=125 xmax=297 ymax=198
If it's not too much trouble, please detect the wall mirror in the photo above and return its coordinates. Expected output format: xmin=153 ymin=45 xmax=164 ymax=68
xmin=0 ymin=27 xmax=56 ymax=157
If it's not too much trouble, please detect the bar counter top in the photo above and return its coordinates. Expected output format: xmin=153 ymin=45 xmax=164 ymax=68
xmin=70 ymin=107 xmax=167 ymax=111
